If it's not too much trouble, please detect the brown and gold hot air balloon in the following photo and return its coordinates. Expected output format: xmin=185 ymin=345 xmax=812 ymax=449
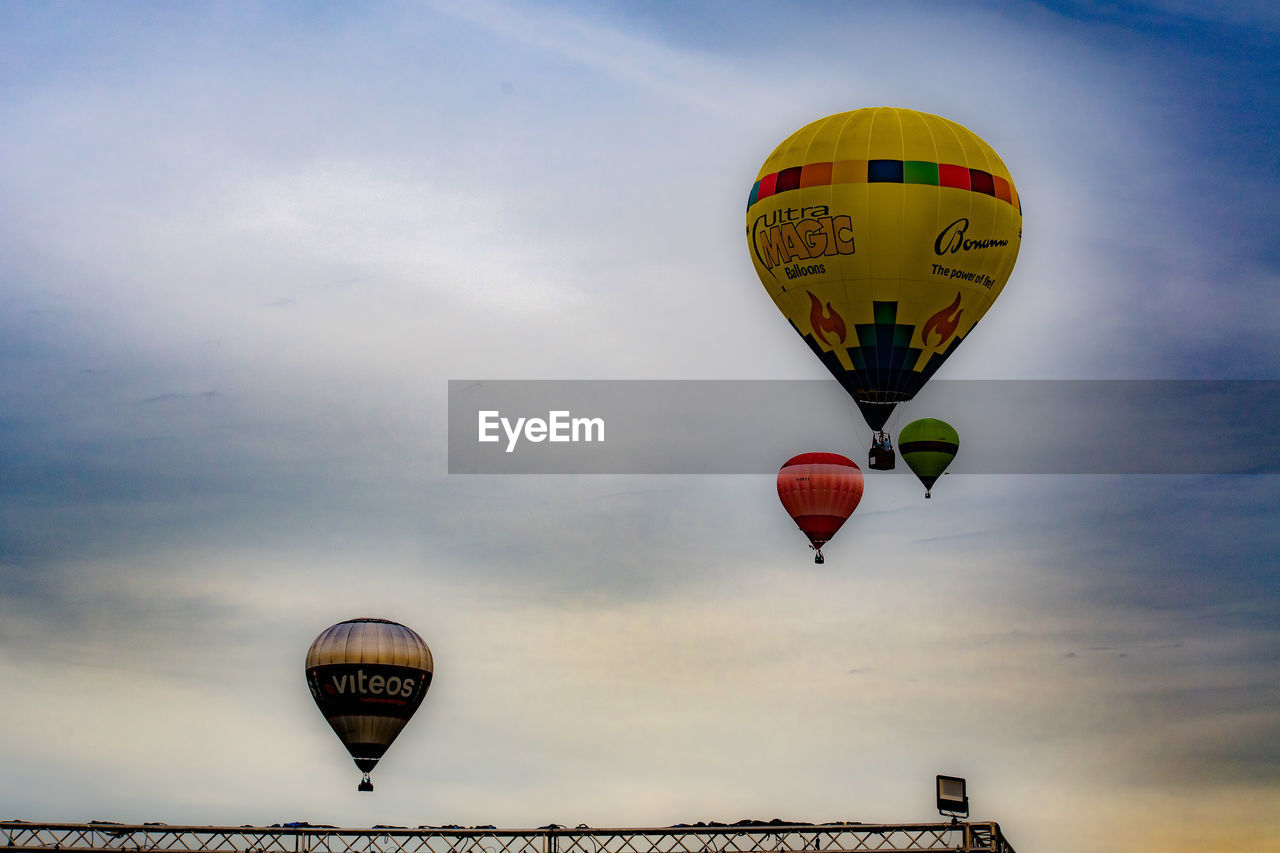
xmin=305 ymin=618 xmax=433 ymax=791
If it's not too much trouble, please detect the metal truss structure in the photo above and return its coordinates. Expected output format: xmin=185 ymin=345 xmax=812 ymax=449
xmin=1 ymin=821 xmax=1014 ymax=853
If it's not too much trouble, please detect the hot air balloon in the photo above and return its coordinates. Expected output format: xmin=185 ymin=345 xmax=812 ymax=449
xmin=305 ymin=618 xmax=433 ymax=791
xmin=899 ymin=418 xmax=959 ymax=498
xmin=747 ymin=108 xmax=1020 ymax=465
xmin=777 ymin=452 xmax=864 ymax=563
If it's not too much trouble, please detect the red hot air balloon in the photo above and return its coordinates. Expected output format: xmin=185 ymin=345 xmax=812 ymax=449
xmin=777 ymin=452 xmax=864 ymax=564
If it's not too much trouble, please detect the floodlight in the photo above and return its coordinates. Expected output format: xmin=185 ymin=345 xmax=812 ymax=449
xmin=936 ymin=774 xmax=968 ymax=819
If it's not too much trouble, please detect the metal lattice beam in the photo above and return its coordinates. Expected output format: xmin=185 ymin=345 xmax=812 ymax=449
xmin=1 ymin=822 xmax=1014 ymax=853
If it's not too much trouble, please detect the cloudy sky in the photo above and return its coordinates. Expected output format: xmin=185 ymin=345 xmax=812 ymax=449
xmin=2 ymin=2 xmax=1278 ymax=852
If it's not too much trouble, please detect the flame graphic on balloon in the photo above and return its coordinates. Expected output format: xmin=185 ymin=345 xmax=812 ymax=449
xmin=922 ymin=292 xmax=964 ymax=346
xmin=807 ymin=291 xmax=847 ymax=345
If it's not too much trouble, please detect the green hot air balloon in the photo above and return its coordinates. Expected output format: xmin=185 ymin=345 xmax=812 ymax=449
xmin=898 ymin=418 xmax=959 ymax=498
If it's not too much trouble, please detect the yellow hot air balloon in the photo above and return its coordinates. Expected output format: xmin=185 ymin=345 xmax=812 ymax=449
xmin=747 ymin=107 xmax=1021 ymax=463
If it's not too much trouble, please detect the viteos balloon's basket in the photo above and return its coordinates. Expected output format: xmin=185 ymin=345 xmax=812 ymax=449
xmin=358 ymin=775 xmax=374 ymax=792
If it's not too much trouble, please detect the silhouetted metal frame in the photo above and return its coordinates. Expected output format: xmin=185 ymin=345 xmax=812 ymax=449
xmin=0 ymin=822 xmax=1014 ymax=853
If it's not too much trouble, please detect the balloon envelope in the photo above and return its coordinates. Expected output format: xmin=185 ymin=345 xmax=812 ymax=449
xmin=305 ymin=618 xmax=433 ymax=776
xmin=747 ymin=107 xmax=1021 ymax=431
xmin=777 ymin=452 xmax=864 ymax=553
xmin=898 ymin=418 xmax=960 ymax=496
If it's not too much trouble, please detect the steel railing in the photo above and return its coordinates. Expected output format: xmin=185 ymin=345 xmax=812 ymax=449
xmin=0 ymin=821 xmax=1014 ymax=853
